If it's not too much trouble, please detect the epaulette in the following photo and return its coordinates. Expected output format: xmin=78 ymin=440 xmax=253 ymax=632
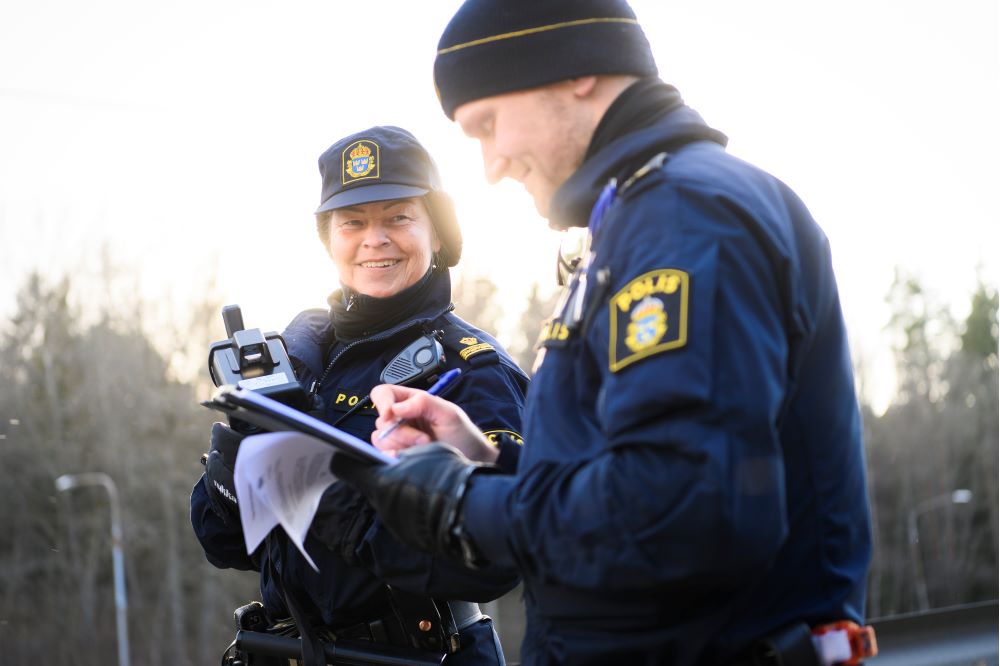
xmin=438 ymin=325 xmax=501 ymax=369
xmin=618 ymin=151 xmax=670 ymax=197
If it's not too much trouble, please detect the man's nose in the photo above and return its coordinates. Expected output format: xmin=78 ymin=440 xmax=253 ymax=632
xmin=479 ymin=141 xmax=509 ymax=185
xmin=484 ymin=154 xmax=510 ymax=185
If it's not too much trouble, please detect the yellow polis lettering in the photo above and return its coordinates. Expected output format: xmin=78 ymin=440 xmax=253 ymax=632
xmin=540 ymin=321 xmax=571 ymax=342
xmin=348 ymin=396 xmax=359 ymax=406
xmin=616 ymin=270 xmax=682 ymax=312
xmin=335 ymin=393 xmax=347 ymax=404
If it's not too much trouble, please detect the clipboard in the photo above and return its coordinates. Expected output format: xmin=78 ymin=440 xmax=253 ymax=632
xmin=203 ymin=384 xmax=396 ymax=466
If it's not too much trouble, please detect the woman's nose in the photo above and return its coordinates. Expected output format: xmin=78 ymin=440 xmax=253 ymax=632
xmin=362 ymin=225 xmax=390 ymax=247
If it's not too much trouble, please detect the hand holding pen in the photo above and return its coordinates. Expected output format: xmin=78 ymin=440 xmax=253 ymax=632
xmin=377 ymin=368 xmax=462 ymax=442
xmin=369 ymin=370 xmax=502 ymax=463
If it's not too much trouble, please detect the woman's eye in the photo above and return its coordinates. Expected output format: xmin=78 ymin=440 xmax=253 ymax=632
xmin=340 ymin=219 xmax=363 ymax=228
xmin=389 ymin=215 xmax=411 ymax=223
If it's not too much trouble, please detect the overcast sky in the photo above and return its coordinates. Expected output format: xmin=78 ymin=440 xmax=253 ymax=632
xmin=1 ymin=0 xmax=997 ymax=410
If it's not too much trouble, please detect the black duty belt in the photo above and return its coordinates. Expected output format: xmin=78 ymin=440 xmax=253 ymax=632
xmin=726 ymin=622 xmax=820 ymax=666
xmin=234 ymin=630 xmax=445 ymax=666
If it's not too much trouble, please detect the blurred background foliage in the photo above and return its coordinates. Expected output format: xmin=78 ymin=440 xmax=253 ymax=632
xmin=0 ymin=259 xmax=995 ymax=664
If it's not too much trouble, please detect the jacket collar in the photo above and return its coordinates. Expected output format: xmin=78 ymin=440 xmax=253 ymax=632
xmin=548 ymin=101 xmax=727 ymax=231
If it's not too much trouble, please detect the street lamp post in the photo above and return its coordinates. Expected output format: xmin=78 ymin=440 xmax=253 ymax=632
xmin=906 ymin=488 xmax=973 ymax=611
xmin=55 ymin=472 xmax=131 ymax=666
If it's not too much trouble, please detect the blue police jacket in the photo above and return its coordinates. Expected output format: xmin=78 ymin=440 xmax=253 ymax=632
xmin=460 ymin=96 xmax=873 ymax=664
xmin=191 ymin=268 xmax=528 ymax=663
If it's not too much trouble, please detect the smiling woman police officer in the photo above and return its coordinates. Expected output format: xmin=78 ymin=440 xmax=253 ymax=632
xmin=191 ymin=126 xmax=528 ymax=665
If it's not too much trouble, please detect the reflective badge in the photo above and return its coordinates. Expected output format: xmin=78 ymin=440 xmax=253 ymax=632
xmin=482 ymin=430 xmax=524 ymax=446
xmin=609 ymin=269 xmax=689 ymax=372
xmin=342 ymin=139 xmax=380 ymax=183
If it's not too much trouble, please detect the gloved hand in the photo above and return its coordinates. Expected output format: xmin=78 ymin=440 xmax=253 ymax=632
xmin=309 ymin=480 xmax=375 ymax=566
xmin=202 ymin=422 xmax=244 ymax=526
xmin=329 ymin=443 xmax=497 ymax=566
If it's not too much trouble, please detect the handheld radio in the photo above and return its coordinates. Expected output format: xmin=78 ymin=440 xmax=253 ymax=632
xmin=207 ymin=304 xmax=309 ymax=432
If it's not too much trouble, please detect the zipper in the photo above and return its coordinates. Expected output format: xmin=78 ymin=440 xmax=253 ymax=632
xmin=309 ymin=306 xmax=451 ymax=397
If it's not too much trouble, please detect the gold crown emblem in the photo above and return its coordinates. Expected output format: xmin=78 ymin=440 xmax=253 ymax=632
xmin=350 ymin=143 xmax=372 ymax=159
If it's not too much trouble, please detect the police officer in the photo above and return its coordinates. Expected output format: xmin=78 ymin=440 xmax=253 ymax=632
xmin=330 ymin=2 xmax=874 ymax=665
xmin=191 ymin=126 xmax=528 ymax=664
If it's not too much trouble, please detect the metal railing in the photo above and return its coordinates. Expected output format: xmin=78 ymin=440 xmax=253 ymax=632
xmin=868 ymin=600 xmax=998 ymax=666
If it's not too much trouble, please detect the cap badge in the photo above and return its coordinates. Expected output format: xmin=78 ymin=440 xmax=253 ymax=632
xmin=342 ymin=140 xmax=380 ymax=184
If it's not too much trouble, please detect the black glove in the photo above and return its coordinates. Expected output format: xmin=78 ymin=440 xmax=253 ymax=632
xmin=329 ymin=443 xmax=497 ymax=566
xmin=202 ymin=422 xmax=244 ymax=526
xmin=309 ymin=480 xmax=375 ymax=566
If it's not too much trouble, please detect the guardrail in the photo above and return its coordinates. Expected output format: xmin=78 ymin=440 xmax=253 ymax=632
xmin=868 ymin=600 xmax=998 ymax=666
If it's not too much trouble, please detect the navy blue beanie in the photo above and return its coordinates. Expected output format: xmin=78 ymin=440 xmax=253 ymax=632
xmin=434 ymin=0 xmax=658 ymax=119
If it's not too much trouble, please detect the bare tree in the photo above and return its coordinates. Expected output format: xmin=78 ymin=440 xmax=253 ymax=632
xmin=864 ymin=275 xmax=998 ymax=616
xmin=0 ymin=268 xmax=258 ymax=665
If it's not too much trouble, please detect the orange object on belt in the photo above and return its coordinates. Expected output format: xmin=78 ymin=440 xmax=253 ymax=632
xmin=810 ymin=621 xmax=878 ymax=665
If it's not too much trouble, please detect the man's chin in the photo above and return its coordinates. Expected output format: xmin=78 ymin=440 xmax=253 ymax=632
xmin=526 ymin=186 xmax=552 ymax=219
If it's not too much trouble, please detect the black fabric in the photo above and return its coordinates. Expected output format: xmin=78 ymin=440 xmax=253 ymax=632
xmin=585 ymin=78 xmax=684 ymax=161
xmin=548 ymin=82 xmax=729 ymax=230
xmin=493 ymin=434 xmax=522 ymax=475
xmin=267 ymin=541 xmax=326 ymax=666
xmin=328 ymin=267 xmax=450 ymax=343
xmin=434 ymin=0 xmax=658 ymax=119
xmin=202 ymin=422 xmax=244 ymax=526
xmin=310 ymin=481 xmax=375 ymax=567
xmin=329 ymin=444 xmax=490 ymax=558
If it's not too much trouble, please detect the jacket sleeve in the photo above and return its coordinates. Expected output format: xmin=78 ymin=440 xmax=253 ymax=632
xmin=190 ymin=475 xmax=259 ymax=572
xmin=442 ymin=358 xmax=529 ymax=445
xmin=354 ymin=358 xmax=529 ymax=598
xmin=464 ymin=180 xmax=794 ymax=591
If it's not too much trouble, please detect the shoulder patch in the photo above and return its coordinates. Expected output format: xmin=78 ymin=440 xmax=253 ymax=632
xmin=609 ymin=268 xmax=689 ymax=372
xmin=483 ymin=430 xmax=524 ymax=446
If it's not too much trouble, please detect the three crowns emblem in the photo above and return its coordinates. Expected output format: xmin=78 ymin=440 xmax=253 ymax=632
xmin=343 ymin=140 xmax=379 ymax=182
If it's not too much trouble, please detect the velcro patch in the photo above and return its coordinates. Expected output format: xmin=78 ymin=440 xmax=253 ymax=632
xmin=609 ymin=269 xmax=689 ymax=372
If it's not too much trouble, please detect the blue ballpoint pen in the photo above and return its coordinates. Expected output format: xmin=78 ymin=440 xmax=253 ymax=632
xmin=376 ymin=368 xmax=462 ymax=442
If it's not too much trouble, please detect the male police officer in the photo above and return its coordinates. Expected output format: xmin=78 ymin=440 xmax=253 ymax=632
xmin=331 ymin=1 xmax=873 ymax=664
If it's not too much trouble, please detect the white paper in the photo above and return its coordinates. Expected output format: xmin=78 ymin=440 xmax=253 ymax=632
xmin=234 ymin=431 xmax=338 ymax=571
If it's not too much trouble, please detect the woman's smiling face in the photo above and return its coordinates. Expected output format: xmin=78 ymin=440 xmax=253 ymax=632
xmin=325 ymin=197 xmax=440 ymax=298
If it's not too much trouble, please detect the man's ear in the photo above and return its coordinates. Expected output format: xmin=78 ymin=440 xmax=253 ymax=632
xmin=571 ymin=76 xmax=598 ymax=98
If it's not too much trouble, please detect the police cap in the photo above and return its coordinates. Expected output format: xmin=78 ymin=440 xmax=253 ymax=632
xmin=315 ymin=126 xmax=462 ymax=267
